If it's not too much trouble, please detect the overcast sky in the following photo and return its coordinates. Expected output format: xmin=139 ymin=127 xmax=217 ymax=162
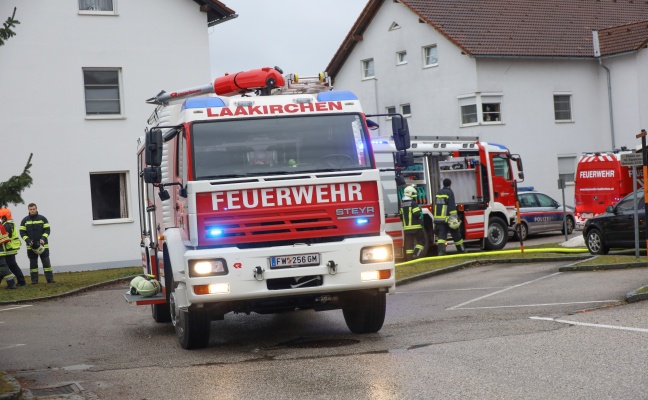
xmin=208 ymin=0 xmax=367 ymax=80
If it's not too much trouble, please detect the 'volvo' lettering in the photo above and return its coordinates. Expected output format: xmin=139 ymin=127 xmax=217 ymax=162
xmin=211 ymin=183 xmax=363 ymax=210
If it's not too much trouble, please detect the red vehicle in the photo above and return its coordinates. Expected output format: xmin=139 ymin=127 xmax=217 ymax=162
xmin=574 ymin=151 xmax=644 ymax=228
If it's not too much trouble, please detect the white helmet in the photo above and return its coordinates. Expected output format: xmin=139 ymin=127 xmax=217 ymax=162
xmin=33 ymin=244 xmax=45 ymax=255
xmin=404 ymin=186 xmax=417 ymax=198
xmin=136 ymin=278 xmax=161 ymax=298
xmin=448 ymin=215 xmax=461 ymax=230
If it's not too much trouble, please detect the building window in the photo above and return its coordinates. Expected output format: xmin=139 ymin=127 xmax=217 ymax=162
xmin=558 ymin=155 xmax=576 ymax=184
xmin=78 ymin=0 xmax=116 ymax=13
xmin=386 ymin=106 xmax=396 ymax=119
xmin=423 ymin=45 xmax=438 ymax=67
xmin=83 ymin=68 xmax=122 ymax=116
xmin=396 ymin=51 xmax=407 ymax=65
xmin=90 ymin=172 xmax=129 ymax=221
xmin=554 ymin=94 xmax=573 ymax=122
xmin=401 ymin=104 xmax=411 ymax=116
xmin=362 ymin=59 xmax=375 ymax=79
xmin=459 ymin=93 xmax=503 ymax=126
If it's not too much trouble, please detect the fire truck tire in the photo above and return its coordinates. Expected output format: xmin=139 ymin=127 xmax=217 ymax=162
xmin=562 ymin=216 xmax=575 ymax=235
xmin=173 ymin=306 xmax=211 ymax=350
xmin=485 ymin=217 xmax=508 ymax=250
xmin=151 ymin=248 xmax=174 ymax=323
xmin=585 ymin=228 xmax=609 ymax=255
xmin=512 ymin=222 xmax=529 ymax=242
xmin=342 ymin=290 xmax=386 ymax=334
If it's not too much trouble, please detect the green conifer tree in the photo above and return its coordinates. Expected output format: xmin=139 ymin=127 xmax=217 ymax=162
xmin=0 ymin=154 xmax=33 ymax=207
xmin=0 ymin=7 xmax=19 ymax=46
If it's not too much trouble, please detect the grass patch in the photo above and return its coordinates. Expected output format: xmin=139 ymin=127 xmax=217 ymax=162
xmin=576 ymin=254 xmax=647 ymax=266
xmin=0 ymin=371 xmax=14 ymax=395
xmin=0 ymin=267 xmax=141 ymax=303
xmin=636 ymin=286 xmax=648 ymax=294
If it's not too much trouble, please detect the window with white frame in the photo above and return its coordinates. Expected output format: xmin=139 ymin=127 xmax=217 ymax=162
xmin=90 ymin=172 xmax=129 ymax=221
xmin=401 ymin=104 xmax=411 ymax=116
xmin=558 ymin=154 xmax=576 ymax=184
xmin=78 ymin=0 xmax=116 ymax=13
xmin=554 ymin=93 xmax=573 ymax=122
xmin=386 ymin=106 xmax=396 ymax=119
xmin=396 ymin=51 xmax=407 ymax=65
xmin=83 ymin=68 xmax=122 ymax=116
xmin=423 ymin=45 xmax=438 ymax=67
xmin=362 ymin=59 xmax=375 ymax=79
xmin=459 ymin=93 xmax=503 ymax=126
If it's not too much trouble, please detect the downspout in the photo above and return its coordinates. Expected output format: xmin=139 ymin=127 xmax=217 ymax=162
xmin=592 ymin=30 xmax=616 ymax=149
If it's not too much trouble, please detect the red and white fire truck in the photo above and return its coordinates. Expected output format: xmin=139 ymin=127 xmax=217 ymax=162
xmin=373 ymin=137 xmax=524 ymax=257
xmin=126 ymin=67 xmax=411 ymax=349
xmin=574 ymin=150 xmax=644 ymax=228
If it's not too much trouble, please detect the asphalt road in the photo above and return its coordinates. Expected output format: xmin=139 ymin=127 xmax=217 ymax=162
xmin=2 ymin=248 xmax=648 ymax=399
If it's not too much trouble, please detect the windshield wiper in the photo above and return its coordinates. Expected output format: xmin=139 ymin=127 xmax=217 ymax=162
xmin=201 ymin=174 xmax=248 ymax=179
xmin=244 ymin=171 xmax=294 ymax=177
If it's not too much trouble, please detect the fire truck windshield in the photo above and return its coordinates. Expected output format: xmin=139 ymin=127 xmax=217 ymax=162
xmin=191 ymin=114 xmax=372 ymax=180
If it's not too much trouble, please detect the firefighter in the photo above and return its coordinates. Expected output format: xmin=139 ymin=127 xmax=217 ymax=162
xmin=0 ymin=208 xmax=26 ymax=286
xmin=0 ymin=221 xmax=16 ymax=289
xmin=434 ymin=178 xmax=465 ymax=255
xmin=399 ymin=185 xmax=425 ymax=260
xmin=20 ymin=203 xmax=55 ymax=284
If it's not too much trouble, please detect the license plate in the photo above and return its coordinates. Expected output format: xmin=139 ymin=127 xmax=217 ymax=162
xmin=270 ymin=253 xmax=320 ymax=268
xmin=582 ymin=213 xmax=593 ymax=219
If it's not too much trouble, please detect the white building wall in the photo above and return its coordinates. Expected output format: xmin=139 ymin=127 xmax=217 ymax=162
xmin=331 ymin=0 xmax=648 ymax=205
xmin=0 ymin=1 xmax=213 ymax=272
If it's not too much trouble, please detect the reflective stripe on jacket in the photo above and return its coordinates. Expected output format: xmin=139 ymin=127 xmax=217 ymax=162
xmin=433 ymin=187 xmax=457 ymax=222
xmin=2 ymin=220 xmax=21 ymax=254
xmin=399 ymin=198 xmax=423 ymax=230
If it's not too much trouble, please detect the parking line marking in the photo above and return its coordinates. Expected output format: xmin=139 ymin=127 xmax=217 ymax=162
xmin=454 ymin=300 xmax=620 ymax=310
xmin=530 ymin=316 xmax=648 ymax=333
xmin=0 ymin=305 xmax=32 ymax=312
xmin=398 ymin=286 xmax=507 ymax=294
xmin=446 ymin=272 xmax=562 ymax=310
xmin=0 ymin=344 xmax=26 ymax=350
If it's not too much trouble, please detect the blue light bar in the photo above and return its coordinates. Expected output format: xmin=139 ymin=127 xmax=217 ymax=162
xmin=317 ymin=91 xmax=358 ymax=102
xmin=371 ymin=139 xmax=389 ymax=145
xmin=182 ymin=97 xmax=226 ymax=111
xmin=206 ymin=228 xmax=224 ymax=238
xmin=356 ymin=218 xmax=370 ymax=225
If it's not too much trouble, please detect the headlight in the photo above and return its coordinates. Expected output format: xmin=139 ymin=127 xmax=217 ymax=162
xmin=360 ymin=245 xmax=393 ymax=263
xmin=188 ymin=259 xmax=228 ymax=277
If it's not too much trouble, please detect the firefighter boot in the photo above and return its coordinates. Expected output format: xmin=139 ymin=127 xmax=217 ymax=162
xmin=43 ymin=258 xmax=55 ymax=283
xmin=456 ymin=244 xmax=466 ymax=254
xmin=5 ymin=278 xmax=16 ymax=290
xmin=437 ymin=243 xmax=447 ymax=256
xmin=30 ymin=272 xmax=38 ymax=284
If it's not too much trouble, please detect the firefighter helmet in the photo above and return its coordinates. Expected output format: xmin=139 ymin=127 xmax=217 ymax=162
xmin=33 ymin=244 xmax=45 ymax=255
xmin=448 ymin=215 xmax=461 ymax=230
xmin=136 ymin=278 xmax=161 ymax=298
xmin=129 ymin=276 xmax=146 ymax=295
xmin=404 ymin=186 xmax=417 ymax=198
xmin=0 ymin=208 xmax=10 ymax=220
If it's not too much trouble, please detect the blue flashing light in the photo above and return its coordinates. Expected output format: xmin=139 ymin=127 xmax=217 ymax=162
xmin=317 ymin=91 xmax=358 ymax=102
xmin=206 ymin=228 xmax=224 ymax=238
xmin=181 ymin=97 xmax=226 ymax=111
xmin=356 ymin=218 xmax=370 ymax=225
xmin=518 ymin=186 xmax=534 ymax=192
xmin=487 ymin=142 xmax=509 ymax=151
xmin=371 ymin=139 xmax=389 ymax=145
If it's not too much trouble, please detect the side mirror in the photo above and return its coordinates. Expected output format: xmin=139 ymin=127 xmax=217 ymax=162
xmin=514 ymin=156 xmax=524 ymax=181
xmin=145 ymin=128 xmax=163 ymax=166
xmin=391 ymin=115 xmax=410 ymax=151
xmin=606 ymin=205 xmax=614 ymax=213
xmin=394 ymin=151 xmax=414 ymax=168
xmin=143 ymin=166 xmax=162 ymax=184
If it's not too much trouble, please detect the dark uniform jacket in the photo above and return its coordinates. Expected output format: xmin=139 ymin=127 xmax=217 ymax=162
xmin=20 ymin=213 xmax=50 ymax=248
xmin=399 ymin=197 xmax=423 ymax=230
xmin=433 ymin=187 xmax=457 ymax=222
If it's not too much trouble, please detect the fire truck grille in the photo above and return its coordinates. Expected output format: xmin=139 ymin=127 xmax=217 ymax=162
xmin=204 ymin=210 xmax=337 ymax=238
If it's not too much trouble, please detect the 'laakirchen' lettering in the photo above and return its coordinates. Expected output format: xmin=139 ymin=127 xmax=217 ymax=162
xmin=206 ymin=101 xmax=344 ymax=118
xmin=211 ymin=183 xmax=362 ymax=210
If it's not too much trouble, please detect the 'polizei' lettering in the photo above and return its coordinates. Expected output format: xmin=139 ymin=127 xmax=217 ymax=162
xmin=211 ymin=183 xmax=362 ymax=210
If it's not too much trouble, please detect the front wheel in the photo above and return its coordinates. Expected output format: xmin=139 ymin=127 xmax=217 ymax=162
xmin=562 ymin=216 xmax=575 ymax=235
xmin=342 ymin=290 xmax=386 ymax=334
xmin=170 ymin=286 xmax=211 ymax=349
xmin=585 ymin=228 xmax=609 ymax=255
xmin=485 ymin=217 xmax=508 ymax=250
xmin=513 ymin=222 xmax=529 ymax=242
xmin=151 ymin=303 xmax=171 ymax=323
